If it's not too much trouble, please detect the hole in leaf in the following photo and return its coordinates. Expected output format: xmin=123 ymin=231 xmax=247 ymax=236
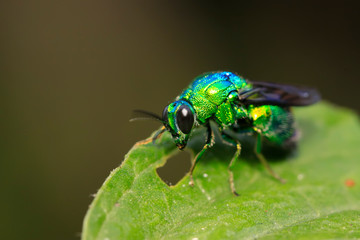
xmin=156 ymin=150 xmax=191 ymax=186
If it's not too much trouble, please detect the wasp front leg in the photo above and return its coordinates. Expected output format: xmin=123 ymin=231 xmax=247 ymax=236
xmin=220 ymin=132 xmax=241 ymax=196
xmin=189 ymin=123 xmax=214 ymax=187
xmin=135 ymin=126 xmax=166 ymax=146
xmin=255 ymin=133 xmax=286 ymax=183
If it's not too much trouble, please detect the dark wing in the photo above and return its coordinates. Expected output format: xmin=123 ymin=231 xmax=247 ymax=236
xmin=238 ymin=81 xmax=321 ymax=107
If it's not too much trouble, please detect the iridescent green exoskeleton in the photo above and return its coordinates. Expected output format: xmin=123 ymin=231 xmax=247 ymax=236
xmin=134 ymin=71 xmax=320 ymax=195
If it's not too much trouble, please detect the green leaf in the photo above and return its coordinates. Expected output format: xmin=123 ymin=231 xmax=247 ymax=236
xmin=82 ymin=102 xmax=360 ymax=239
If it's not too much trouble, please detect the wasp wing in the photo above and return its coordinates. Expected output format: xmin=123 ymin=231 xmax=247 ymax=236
xmin=238 ymin=81 xmax=321 ymax=107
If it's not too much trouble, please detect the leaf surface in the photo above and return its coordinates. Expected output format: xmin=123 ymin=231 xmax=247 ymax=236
xmin=82 ymin=102 xmax=360 ymax=239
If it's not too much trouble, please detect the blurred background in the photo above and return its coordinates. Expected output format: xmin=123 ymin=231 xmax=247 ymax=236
xmin=1 ymin=1 xmax=359 ymax=239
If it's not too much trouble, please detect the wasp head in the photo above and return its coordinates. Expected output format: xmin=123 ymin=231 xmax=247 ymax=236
xmin=162 ymin=100 xmax=195 ymax=150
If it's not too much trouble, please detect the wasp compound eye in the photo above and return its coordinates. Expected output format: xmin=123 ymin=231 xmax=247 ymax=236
xmin=162 ymin=105 xmax=169 ymax=123
xmin=176 ymin=105 xmax=194 ymax=134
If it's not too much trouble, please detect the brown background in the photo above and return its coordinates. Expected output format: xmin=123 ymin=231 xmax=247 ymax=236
xmin=1 ymin=1 xmax=359 ymax=239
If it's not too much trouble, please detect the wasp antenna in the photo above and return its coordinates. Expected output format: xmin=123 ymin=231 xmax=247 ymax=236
xmin=131 ymin=109 xmax=163 ymax=123
xmin=129 ymin=117 xmax=151 ymax=122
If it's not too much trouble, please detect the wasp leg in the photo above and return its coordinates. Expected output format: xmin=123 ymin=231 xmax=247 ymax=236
xmin=255 ymin=133 xmax=286 ymax=183
xmin=135 ymin=126 xmax=166 ymax=146
xmin=189 ymin=123 xmax=214 ymax=187
xmin=221 ymin=132 xmax=241 ymax=196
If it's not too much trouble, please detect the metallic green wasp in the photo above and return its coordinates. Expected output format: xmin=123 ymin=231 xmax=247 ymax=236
xmin=134 ymin=71 xmax=320 ymax=195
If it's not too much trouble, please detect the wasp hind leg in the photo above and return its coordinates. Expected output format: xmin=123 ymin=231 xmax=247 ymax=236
xmin=189 ymin=123 xmax=214 ymax=187
xmin=255 ymin=133 xmax=286 ymax=184
xmin=135 ymin=126 xmax=166 ymax=146
xmin=221 ymin=132 xmax=241 ymax=196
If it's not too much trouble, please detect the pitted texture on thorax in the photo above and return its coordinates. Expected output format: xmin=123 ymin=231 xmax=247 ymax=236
xmin=179 ymin=72 xmax=248 ymax=123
